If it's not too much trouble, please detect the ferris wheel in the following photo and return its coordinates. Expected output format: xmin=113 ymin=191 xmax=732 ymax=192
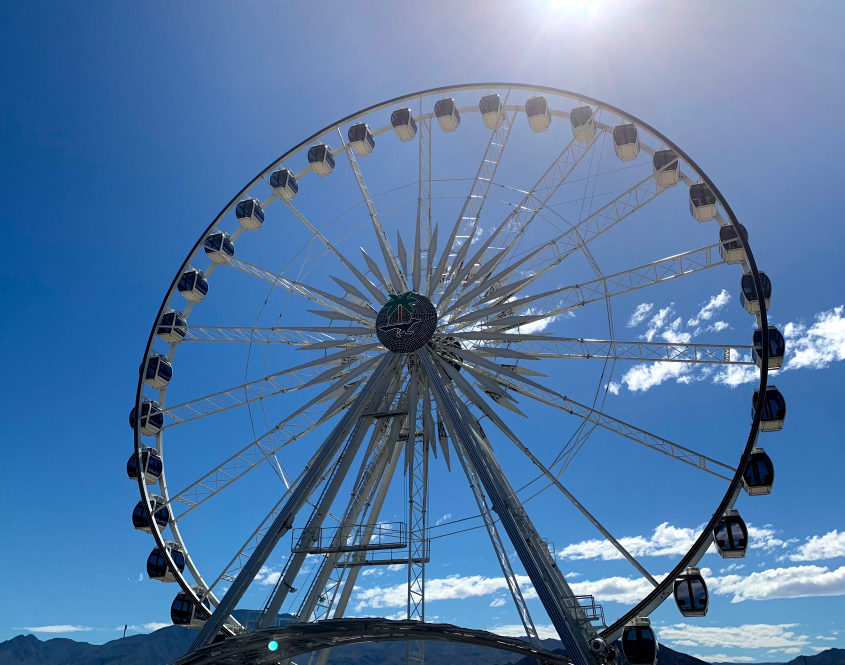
xmin=129 ymin=84 xmax=785 ymax=665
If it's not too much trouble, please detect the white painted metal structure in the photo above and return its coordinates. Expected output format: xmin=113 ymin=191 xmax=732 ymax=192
xmin=131 ymin=84 xmax=779 ymax=665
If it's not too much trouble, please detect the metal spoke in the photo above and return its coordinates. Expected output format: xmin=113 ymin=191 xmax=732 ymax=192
xmin=183 ymin=327 xmax=370 ymax=345
xmin=450 ymin=244 xmax=725 ymax=330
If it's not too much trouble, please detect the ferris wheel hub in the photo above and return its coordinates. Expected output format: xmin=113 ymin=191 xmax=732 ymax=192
xmin=375 ymin=291 xmax=437 ymax=353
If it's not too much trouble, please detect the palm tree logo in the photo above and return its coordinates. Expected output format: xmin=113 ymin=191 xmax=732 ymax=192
xmin=379 ymin=291 xmax=421 ymax=337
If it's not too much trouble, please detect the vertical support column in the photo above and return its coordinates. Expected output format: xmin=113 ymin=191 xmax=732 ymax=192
xmin=406 ymin=383 xmax=428 ymax=665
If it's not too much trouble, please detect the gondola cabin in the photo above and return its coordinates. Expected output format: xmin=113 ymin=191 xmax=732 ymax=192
xmin=525 ymin=96 xmax=552 ymax=133
xmin=203 ymin=232 xmax=235 ymax=264
xmin=674 ymin=567 xmax=708 ymax=617
xmin=171 ymin=589 xmax=211 ymax=628
xmin=740 ymin=272 xmax=772 ymax=315
xmin=613 ymin=123 xmax=640 ymax=161
xmin=157 ymin=311 xmax=188 ymax=344
xmin=653 ymin=149 xmax=680 ymax=187
xmin=391 ymin=108 xmax=417 ymax=142
xmin=308 ymin=144 xmax=335 ymax=176
xmin=147 ymin=542 xmax=185 ymax=582
xmin=141 ymin=354 xmax=173 ymax=389
xmin=348 ymin=123 xmax=375 ymax=156
xmin=129 ymin=400 xmax=164 ymax=436
xmin=753 ymin=326 xmax=785 ymax=370
xmin=621 ymin=617 xmax=658 ymax=665
xmin=178 ymin=269 xmax=209 ymax=302
xmin=479 ymin=93 xmax=503 ymax=129
xmin=434 ymin=98 xmax=460 ymax=132
xmin=719 ymin=224 xmax=747 ymax=264
xmin=689 ymin=183 xmax=718 ymax=222
xmin=127 ymin=448 xmax=163 ymax=485
xmin=753 ymin=385 xmax=786 ymax=431
xmin=270 ymin=168 xmax=298 ymax=200
xmin=570 ymin=105 xmax=596 ymax=143
xmin=132 ymin=496 xmax=169 ymax=533
xmin=713 ymin=509 xmax=748 ymax=558
xmin=743 ymin=447 xmax=775 ymax=495
xmin=235 ymin=198 xmax=264 ymax=231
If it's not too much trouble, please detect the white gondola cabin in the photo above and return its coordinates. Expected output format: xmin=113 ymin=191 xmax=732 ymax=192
xmin=740 ymin=272 xmax=771 ymax=314
xmin=719 ymin=224 xmax=747 ymax=264
xmin=434 ymin=98 xmax=460 ymax=133
xmin=754 ymin=385 xmax=786 ymax=431
xmin=157 ymin=311 xmax=187 ymax=344
xmin=171 ymin=588 xmax=211 ymax=628
xmin=613 ymin=123 xmax=640 ymax=161
xmin=674 ymin=567 xmax=708 ymax=617
xmin=142 ymin=354 xmax=173 ymax=389
xmin=178 ymin=269 xmax=208 ymax=302
xmin=653 ymin=149 xmax=680 ymax=186
xmin=753 ymin=326 xmax=785 ymax=370
xmin=132 ymin=496 xmax=169 ymax=533
xmin=270 ymin=168 xmax=298 ymax=200
xmin=127 ymin=447 xmax=162 ymax=485
xmin=203 ymin=232 xmax=234 ymax=264
xmin=714 ymin=509 xmax=748 ymax=558
xmin=308 ymin=144 xmax=335 ymax=176
xmin=235 ymin=198 xmax=264 ymax=231
xmin=391 ymin=108 xmax=417 ymax=142
xmin=743 ymin=447 xmax=775 ymax=495
xmin=129 ymin=400 xmax=164 ymax=436
xmin=479 ymin=93 xmax=503 ymax=129
xmin=570 ymin=105 xmax=596 ymax=143
xmin=525 ymin=96 xmax=552 ymax=133
xmin=348 ymin=123 xmax=375 ymax=156
xmin=622 ymin=617 xmax=658 ymax=665
xmin=689 ymin=183 xmax=718 ymax=221
xmin=147 ymin=542 xmax=185 ymax=582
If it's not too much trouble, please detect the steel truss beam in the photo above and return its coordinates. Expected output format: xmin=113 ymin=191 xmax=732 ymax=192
xmin=405 ymin=379 xmax=428 ymax=665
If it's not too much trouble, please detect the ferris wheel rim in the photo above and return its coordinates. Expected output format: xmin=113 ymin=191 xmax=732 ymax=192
xmin=131 ymin=82 xmax=770 ymax=646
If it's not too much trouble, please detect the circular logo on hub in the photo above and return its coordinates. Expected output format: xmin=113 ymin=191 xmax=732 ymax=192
xmin=376 ymin=291 xmax=437 ymax=353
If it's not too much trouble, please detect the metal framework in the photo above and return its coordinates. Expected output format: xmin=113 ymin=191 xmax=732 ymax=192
xmin=129 ymin=84 xmax=775 ymax=665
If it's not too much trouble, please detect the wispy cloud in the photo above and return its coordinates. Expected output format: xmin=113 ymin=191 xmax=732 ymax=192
xmin=788 ymin=530 xmax=845 ymax=561
xmin=23 ymin=625 xmax=93 ymax=633
xmin=783 ymin=306 xmax=845 ymax=370
xmin=121 ymin=623 xmax=170 ymax=633
xmin=558 ymin=522 xmax=702 ymax=561
xmin=708 ymin=564 xmax=845 ymax=603
xmin=662 ymin=621 xmax=808 ymax=650
xmin=491 ymin=623 xmax=559 ymax=640
xmin=687 ymin=289 xmax=731 ymax=327
xmin=627 ymin=303 xmax=654 ymax=328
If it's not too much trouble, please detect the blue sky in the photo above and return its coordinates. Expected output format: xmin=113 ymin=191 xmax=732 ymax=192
xmin=2 ymin=2 xmax=845 ymax=663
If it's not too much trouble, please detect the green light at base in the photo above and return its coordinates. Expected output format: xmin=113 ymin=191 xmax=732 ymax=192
xmin=268 ymin=640 xmax=279 ymax=651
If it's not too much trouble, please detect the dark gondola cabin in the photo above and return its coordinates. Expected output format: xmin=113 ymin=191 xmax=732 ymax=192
xmin=235 ymin=198 xmax=264 ymax=231
xmin=740 ymin=272 xmax=772 ymax=315
xmin=308 ymin=144 xmax=335 ymax=176
xmin=479 ymin=93 xmax=503 ymax=129
xmin=129 ymin=400 xmax=164 ymax=436
xmin=435 ymin=98 xmax=460 ymax=132
xmin=525 ymin=96 xmax=552 ymax=133
xmin=719 ymin=224 xmax=747 ymax=264
xmin=621 ymin=617 xmax=658 ymax=665
xmin=141 ymin=354 xmax=173 ymax=389
xmin=713 ymin=509 xmax=748 ymax=558
xmin=270 ymin=168 xmax=298 ymax=201
xmin=157 ymin=311 xmax=188 ymax=344
xmin=613 ymin=123 xmax=640 ymax=161
xmin=178 ymin=269 xmax=209 ymax=303
xmin=203 ymin=232 xmax=235 ymax=264
xmin=391 ymin=108 xmax=417 ymax=142
xmin=147 ymin=543 xmax=185 ymax=582
xmin=570 ymin=105 xmax=596 ymax=143
xmin=689 ymin=183 xmax=718 ymax=222
xmin=127 ymin=448 xmax=163 ymax=484
xmin=171 ymin=590 xmax=211 ymax=627
xmin=653 ymin=149 xmax=680 ymax=187
xmin=348 ymin=123 xmax=375 ymax=156
xmin=743 ymin=447 xmax=775 ymax=495
xmin=674 ymin=567 xmax=708 ymax=617
xmin=753 ymin=326 xmax=785 ymax=370
xmin=132 ymin=497 xmax=170 ymax=533
xmin=753 ymin=385 xmax=786 ymax=431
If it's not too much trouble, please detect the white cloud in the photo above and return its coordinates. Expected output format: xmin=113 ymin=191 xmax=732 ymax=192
xmin=658 ymin=622 xmax=809 ymax=649
xmin=489 ymin=597 xmax=506 ymax=607
xmin=707 ymin=321 xmax=730 ymax=333
xmin=692 ymin=655 xmax=756 ymax=663
xmin=435 ymin=513 xmax=452 ymax=526
xmin=641 ymin=305 xmax=674 ymax=342
xmin=662 ymin=317 xmax=692 ymax=344
xmin=569 ymin=575 xmax=659 ymax=604
xmin=558 ymin=522 xmax=701 ymax=561
xmin=361 ymin=568 xmax=384 ymax=577
xmin=747 ymin=524 xmax=795 ymax=552
xmin=711 ymin=349 xmax=759 ymax=388
xmin=783 ymin=306 xmax=845 ymax=370
xmin=605 ymin=382 xmax=620 ymax=395
xmin=614 ymin=361 xmax=695 ymax=392
xmin=627 ymin=303 xmax=654 ymax=328
xmin=387 ymin=564 xmax=404 ymax=572
xmin=23 ymin=625 xmax=93 ymax=633
xmin=791 ymin=531 xmax=845 ymax=561
xmin=124 ymin=622 xmax=169 ymax=632
xmin=719 ymin=563 xmax=745 ymax=574
xmin=255 ymin=565 xmax=281 ymax=586
xmin=710 ymin=565 xmax=845 ymax=603
xmin=688 ymin=290 xmax=731 ymax=327
xmin=492 ymin=623 xmax=559 ymax=640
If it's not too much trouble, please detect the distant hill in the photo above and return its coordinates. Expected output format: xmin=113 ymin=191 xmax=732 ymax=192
xmin=1 ymin=626 xmax=843 ymax=665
